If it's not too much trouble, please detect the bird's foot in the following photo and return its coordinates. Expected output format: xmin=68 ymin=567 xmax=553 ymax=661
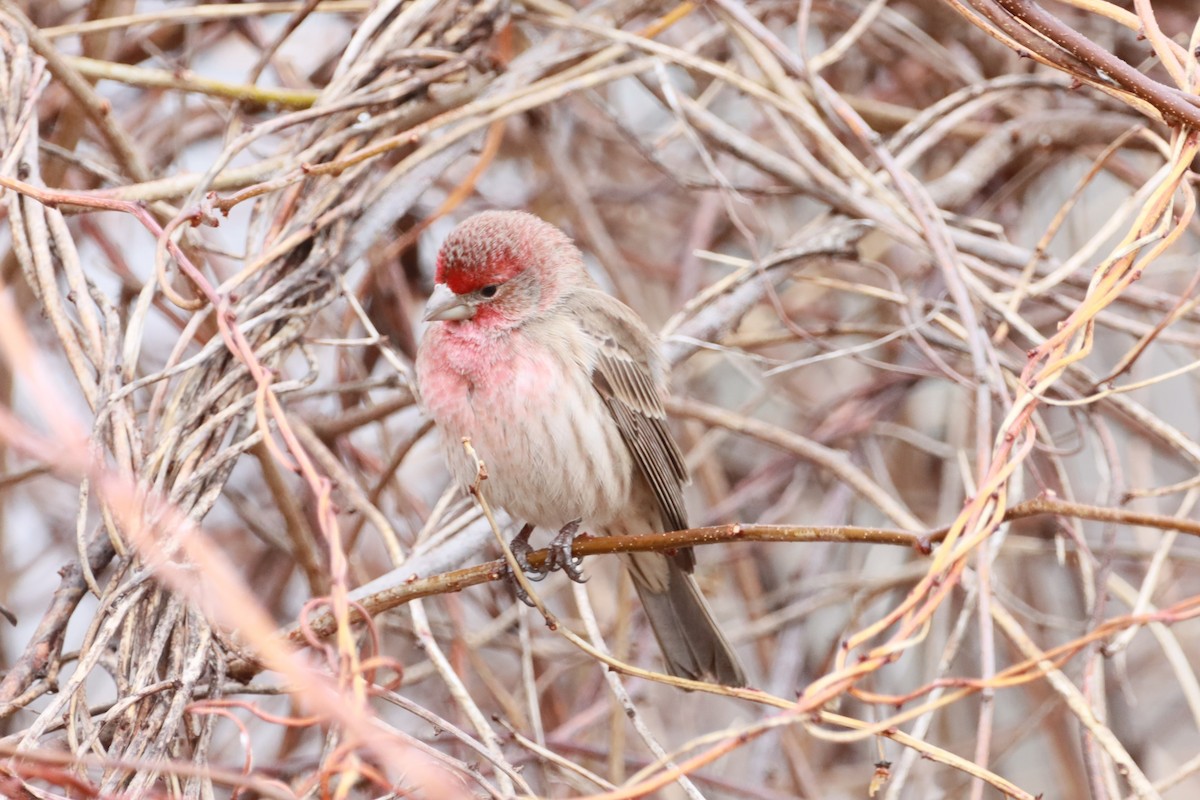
xmin=508 ymin=523 xmax=549 ymax=579
xmin=507 ymin=524 xmax=546 ymax=607
xmin=545 ymin=519 xmax=586 ymax=584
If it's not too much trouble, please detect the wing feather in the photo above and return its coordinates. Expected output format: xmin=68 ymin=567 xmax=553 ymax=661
xmin=577 ymin=293 xmax=689 ymax=537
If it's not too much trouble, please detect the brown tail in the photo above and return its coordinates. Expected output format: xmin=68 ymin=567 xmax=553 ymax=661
xmin=627 ymin=553 xmax=747 ymax=687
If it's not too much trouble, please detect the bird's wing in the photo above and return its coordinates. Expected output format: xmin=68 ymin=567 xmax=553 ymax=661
xmin=576 ymin=292 xmax=690 ymax=535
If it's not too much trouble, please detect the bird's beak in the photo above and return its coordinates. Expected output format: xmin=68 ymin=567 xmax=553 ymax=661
xmin=423 ymin=283 xmax=475 ymax=322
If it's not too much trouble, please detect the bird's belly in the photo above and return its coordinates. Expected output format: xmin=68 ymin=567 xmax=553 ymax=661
xmin=423 ymin=344 xmax=633 ymax=530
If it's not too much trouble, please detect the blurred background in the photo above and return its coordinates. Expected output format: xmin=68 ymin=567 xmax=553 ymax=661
xmin=2 ymin=0 xmax=1200 ymax=798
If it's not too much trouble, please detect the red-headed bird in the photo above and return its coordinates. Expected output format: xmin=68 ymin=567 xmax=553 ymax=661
xmin=416 ymin=210 xmax=746 ymax=687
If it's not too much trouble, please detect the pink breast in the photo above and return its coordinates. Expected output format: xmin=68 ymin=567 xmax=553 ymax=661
xmin=419 ymin=325 xmax=558 ymax=441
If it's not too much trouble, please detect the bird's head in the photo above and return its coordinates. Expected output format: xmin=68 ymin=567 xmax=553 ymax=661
xmin=423 ymin=210 xmax=586 ymax=329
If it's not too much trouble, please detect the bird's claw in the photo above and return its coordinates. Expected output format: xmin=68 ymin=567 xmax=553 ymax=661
xmin=506 ymin=524 xmax=546 ymax=607
xmin=509 ymin=573 xmax=536 ymax=607
xmin=546 ymin=519 xmax=587 ymax=584
xmin=504 ymin=521 xmax=587 ymax=605
xmin=509 ymin=532 xmax=550 ymax=581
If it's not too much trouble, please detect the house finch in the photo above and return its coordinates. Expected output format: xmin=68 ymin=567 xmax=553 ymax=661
xmin=415 ymin=210 xmax=746 ymax=687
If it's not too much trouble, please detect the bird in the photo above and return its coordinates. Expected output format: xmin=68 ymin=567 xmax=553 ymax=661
xmin=415 ymin=210 xmax=747 ymax=687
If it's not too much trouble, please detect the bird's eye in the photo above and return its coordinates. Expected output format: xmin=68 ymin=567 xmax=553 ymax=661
xmin=480 ymin=285 xmax=498 ymax=298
